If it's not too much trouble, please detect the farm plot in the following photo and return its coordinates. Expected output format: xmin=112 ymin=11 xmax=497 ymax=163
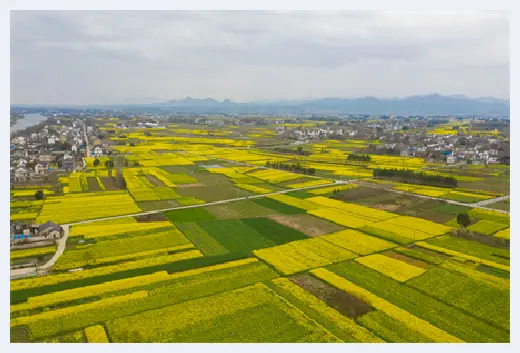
xmin=355 ymin=254 xmax=427 ymax=282
xmin=494 ymin=228 xmax=510 ymax=240
xmin=307 ymin=196 xmax=397 ymax=221
xmin=175 ymin=222 xmax=229 ymax=256
xmin=321 ymin=230 xmax=396 ymax=256
xmin=10 ymin=258 xmax=273 ymax=318
xmin=11 ymin=246 xmax=56 ymax=261
xmin=69 ymin=221 xmax=169 ymax=239
xmin=467 ymin=220 xmax=508 ymax=236
xmin=311 ymin=268 xmax=460 ymax=343
xmin=307 ymin=184 xmax=359 ymax=195
xmin=176 ymin=173 xmax=253 ymax=202
xmin=165 ymin=207 xmax=216 ymax=222
xmin=362 ymin=216 xmax=453 ymax=245
xmin=468 ymin=208 xmax=510 ymax=225
xmin=356 ymin=311 xmax=431 ymax=343
xmin=14 ymin=259 xmax=276 ymax=342
xmin=422 ymin=236 xmax=509 ymax=267
xmin=253 ymin=237 xmax=357 ymax=275
xmin=35 ymin=191 xmax=141 ymax=224
xmin=266 ymin=194 xmax=320 ymax=211
xmin=240 ymin=218 xmax=309 ymax=244
xmin=198 ymin=219 xmax=277 ymax=254
xmin=234 ymin=183 xmax=273 ymax=194
xmin=308 ymin=208 xmax=375 ymax=229
xmin=286 ymin=179 xmax=332 ymax=189
xmin=247 ymin=169 xmax=302 ymax=183
xmin=54 ymin=225 xmax=193 ymax=271
xmin=321 ymin=262 xmax=509 ymax=342
xmin=268 ymin=214 xmax=345 ymax=237
xmin=205 ymin=200 xmax=281 ymax=220
xmin=253 ymin=197 xmax=306 ymax=214
xmin=106 ymin=283 xmax=340 ymax=343
xmin=406 ymin=267 xmax=509 ymax=330
xmin=86 ymin=177 xmax=104 ymax=192
xmin=267 ymin=278 xmax=383 ymax=343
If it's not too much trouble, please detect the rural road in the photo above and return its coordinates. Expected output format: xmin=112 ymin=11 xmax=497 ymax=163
xmin=83 ymin=123 xmax=90 ymax=157
xmin=10 ymin=225 xmax=70 ymax=279
xmin=473 ymin=195 xmax=510 ymax=207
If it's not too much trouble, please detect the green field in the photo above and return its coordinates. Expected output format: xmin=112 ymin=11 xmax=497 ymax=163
xmin=175 ymin=222 xmax=229 ymax=256
xmin=406 ymin=267 xmax=509 ymax=330
xmin=205 ymin=200 xmax=280 ymax=219
xmin=252 ymin=197 xmax=306 ymax=214
xmin=424 ymin=236 xmax=510 ymax=266
xmin=198 ymin=219 xmax=277 ymax=254
xmin=165 ymin=207 xmax=217 ymax=222
xmin=326 ymin=261 xmax=509 ymax=342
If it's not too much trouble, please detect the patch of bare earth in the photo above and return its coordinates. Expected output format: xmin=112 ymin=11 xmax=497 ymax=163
xmin=371 ymin=204 xmax=401 ymax=212
xmin=268 ymin=214 xmax=342 ymax=237
xmin=177 ymin=183 xmax=205 ymax=188
xmin=290 ymin=274 xmax=373 ymax=318
xmin=99 ymin=177 xmax=120 ymax=191
xmin=135 ymin=213 xmax=169 ymax=222
xmin=382 ymin=250 xmax=431 ymax=269
xmin=144 ymin=175 xmax=167 ymax=188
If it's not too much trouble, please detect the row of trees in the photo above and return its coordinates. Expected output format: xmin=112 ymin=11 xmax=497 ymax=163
xmin=265 ymin=161 xmax=316 ymax=175
xmin=347 ymin=154 xmax=371 ymax=162
xmin=373 ymin=168 xmax=458 ymax=188
xmin=274 ymin=146 xmax=311 ymax=156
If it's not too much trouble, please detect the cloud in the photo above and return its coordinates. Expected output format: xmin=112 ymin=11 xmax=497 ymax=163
xmin=10 ymin=11 xmax=509 ymax=104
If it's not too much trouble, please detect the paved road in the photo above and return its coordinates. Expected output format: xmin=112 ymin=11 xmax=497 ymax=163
xmin=473 ymin=195 xmax=510 ymax=207
xmin=83 ymin=123 xmax=90 ymax=157
xmin=37 ymin=225 xmax=70 ymax=271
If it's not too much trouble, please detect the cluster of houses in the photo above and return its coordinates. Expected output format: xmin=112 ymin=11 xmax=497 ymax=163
xmin=10 ymin=119 xmax=99 ymax=184
xmin=10 ymin=221 xmax=62 ymax=248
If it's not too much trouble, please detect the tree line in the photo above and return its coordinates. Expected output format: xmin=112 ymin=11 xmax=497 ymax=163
xmin=347 ymin=154 xmax=371 ymax=162
xmin=265 ymin=161 xmax=316 ymax=175
xmin=274 ymin=146 xmax=311 ymax=156
xmin=373 ymin=168 xmax=457 ymax=188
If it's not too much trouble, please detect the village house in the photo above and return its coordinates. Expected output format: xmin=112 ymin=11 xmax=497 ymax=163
xmin=39 ymin=153 xmax=54 ymax=163
xmin=10 ymin=221 xmax=62 ymax=247
xmin=34 ymin=162 xmax=48 ymax=175
xmin=93 ymin=146 xmax=103 ymax=157
xmin=14 ymin=167 xmax=29 ymax=182
xmin=47 ymin=136 xmax=57 ymax=145
xmin=61 ymin=155 xmax=76 ymax=170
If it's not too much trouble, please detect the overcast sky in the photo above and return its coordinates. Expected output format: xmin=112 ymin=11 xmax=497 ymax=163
xmin=11 ymin=11 xmax=509 ymax=105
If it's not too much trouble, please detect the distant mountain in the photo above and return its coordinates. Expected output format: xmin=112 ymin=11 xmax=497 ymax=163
xmin=11 ymin=94 xmax=510 ymax=116
xmin=158 ymin=94 xmax=510 ymax=116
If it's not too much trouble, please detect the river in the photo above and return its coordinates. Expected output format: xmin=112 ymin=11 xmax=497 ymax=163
xmin=10 ymin=113 xmax=48 ymax=134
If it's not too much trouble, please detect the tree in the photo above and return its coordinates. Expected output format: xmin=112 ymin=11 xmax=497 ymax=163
xmin=402 ymin=126 xmax=409 ymax=131
xmin=104 ymin=160 xmax=114 ymax=169
xmin=35 ymin=189 xmax=45 ymax=200
xmin=93 ymin=158 xmax=100 ymax=167
xmin=456 ymin=212 xmax=471 ymax=229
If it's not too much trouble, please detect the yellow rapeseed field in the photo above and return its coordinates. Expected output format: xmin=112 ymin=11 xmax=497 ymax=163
xmin=355 ymin=254 xmax=427 ymax=282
